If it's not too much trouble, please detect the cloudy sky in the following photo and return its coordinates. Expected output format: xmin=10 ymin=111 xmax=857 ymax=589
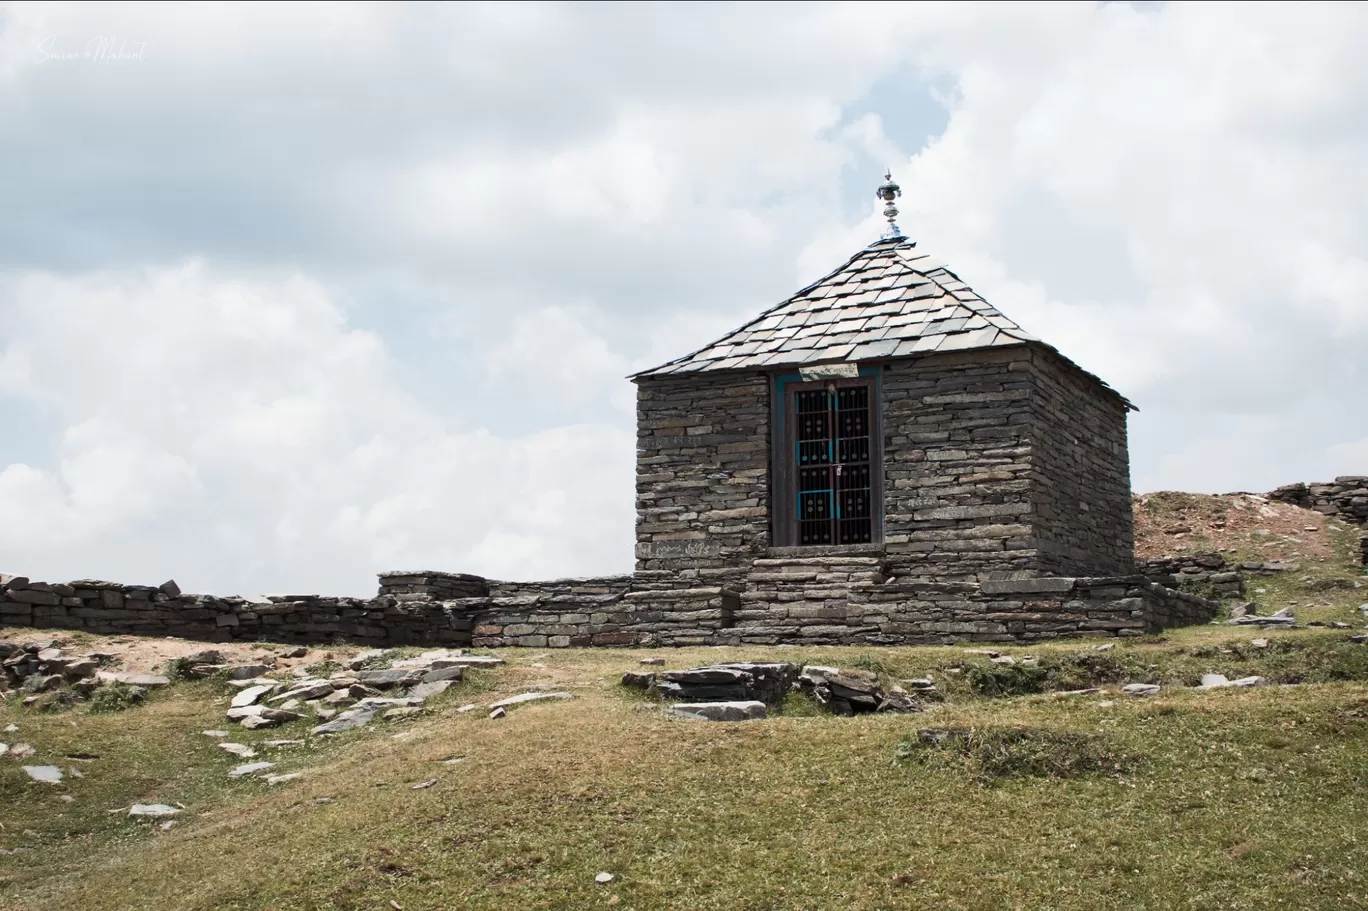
xmin=1 ymin=1 xmax=1365 ymax=594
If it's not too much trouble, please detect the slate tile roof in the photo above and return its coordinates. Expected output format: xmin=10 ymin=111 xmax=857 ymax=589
xmin=633 ymin=236 xmax=1132 ymax=408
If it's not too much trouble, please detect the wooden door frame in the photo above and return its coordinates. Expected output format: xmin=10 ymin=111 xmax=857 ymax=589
xmin=771 ymin=366 xmax=885 ymax=548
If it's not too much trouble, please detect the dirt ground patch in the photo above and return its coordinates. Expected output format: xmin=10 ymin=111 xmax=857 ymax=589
xmin=1 ymin=629 xmax=368 ymax=676
xmin=1133 ymin=491 xmax=1338 ymax=563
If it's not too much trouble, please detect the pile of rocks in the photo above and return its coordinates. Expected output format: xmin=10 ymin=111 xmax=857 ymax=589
xmin=795 ymin=665 xmax=922 ymax=715
xmin=1224 ymin=604 xmax=1297 ymax=627
xmin=1269 ymin=478 xmax=1368 ymax=526
xmin=624 ymin=660 xmax=921 ymax=719
xmin=208 ymin=648 xmax=500 ymax=735
xmin=652 ymin=662 xmax=799 ymax=704
xmin=1 ymin=639 xmax=160 ymax=708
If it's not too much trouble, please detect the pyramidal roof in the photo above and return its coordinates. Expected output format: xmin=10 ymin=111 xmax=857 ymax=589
xmin=633 ymin=236 xmax=1132 ymax=408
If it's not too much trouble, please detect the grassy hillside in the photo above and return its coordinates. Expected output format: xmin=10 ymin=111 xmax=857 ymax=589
xmin=2 ymin=504 xmax=1366 ymax=910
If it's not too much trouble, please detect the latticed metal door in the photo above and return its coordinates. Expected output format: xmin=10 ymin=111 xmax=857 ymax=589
xmin=793 ymin=383 xmax=875 ymax=545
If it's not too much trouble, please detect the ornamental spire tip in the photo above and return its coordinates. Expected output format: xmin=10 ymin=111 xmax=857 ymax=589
xmin=876 ymin=169 xmax=903 ymax=240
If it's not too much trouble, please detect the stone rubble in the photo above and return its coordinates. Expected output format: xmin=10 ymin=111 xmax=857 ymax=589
xmin=128 ymin=804 xmax=181 ymax=818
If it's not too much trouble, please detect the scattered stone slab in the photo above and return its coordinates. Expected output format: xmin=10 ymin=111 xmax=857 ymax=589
xmin=218 ymin=743 xmax=257 ymax=758
xmin=1251 ymin=638 xmax=1269 ymax=649
xmin=264 ymin=739 xmax=304 ymax=748
xmin=420 ymin=666 xmax=464 ymax=684
xmin=595 ymin=872 xmax=615 ymax=884
xmin=488 ymin=707 xmax=507 ymax=720
xmin=230 ymin=684 xmax=275 ymax=708
xmin=639 ymin=657 xmax=664 ymax=666
xmin=621 ymin=671 xmax=656 ymax=690
xmin=271 ymin=682 xmax=335 ymax=703
xmin=667 ymin=701 xmax=767 ymax=721
xmin=96 ymin=672 xmax=170 ymax=687
xmin=228 ymin=761 xmax=275 ymax=778
xmin=488 ymin=691 xmax=573 ymax=710
xmin=406 ymin=680 xmax=451 ymax=700
xmin=265 ymin=773 xmax=303 ymax=785
xmin=1232 ymin=676 xmax=1269 ymax=687
xmin=990 ymin=655 xmax=1017 ymax=665
xmin=1198 ymin=674 xmax=1232 ymax=690
xmin=384 ymin=707 xmax=422 ymax=719
xmin=312 ymin=709 xmax=374 ymax=736
xmin=224 ymin=664 xmax=274 ymax=681
xmin=129 ymin=804 xmax=181 ymax=818
xmin=242 ymin=711 xmax=302 ymax=731
xmin=8 ymin=743 xmax=36 ymax=758
xmin=22 ymin=765 xmax=63 ymax=783
xmin=411 ymin=779 xmax=437 ymax=790
xmin=280 ymin=647 xmax=308 ymax=659
xmin=1122 ymin=683 xmax=1161 ymax=697
xmin=358 ymin=669 xmax=424 ymax=690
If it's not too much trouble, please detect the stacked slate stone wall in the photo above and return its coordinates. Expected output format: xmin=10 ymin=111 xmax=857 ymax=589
xmin=1026 ymin=348 xmax=1134 ymax=577
xmin=633 ymin=372 xmax=770 ymax=590
xmin=844 ymin=575 xmax=1215 ymax=645
xmin=1268 ymin=478 xmax=1368 ymax=525
xmin=735 ymin=549 xmax=887 ymax=643
xmin=469 ymin=581 xmax=738 ymax=649
xmin=378 ymin=571 xmax=489 ymax=600
xmin=879 ymin=349 xmax=1039 ymax=579
xmin=0 ymin=576 xmax=474 ymax=645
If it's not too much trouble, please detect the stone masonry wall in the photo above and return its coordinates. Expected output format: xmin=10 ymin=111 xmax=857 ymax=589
xmin=1026 ymin=348 xmax=1134 ymax=577
xmin=879 ymin=349 xmax=1040 ymax=579
xmin=0 ymin=576 xmax=475 ymax=646
xmin=2 ymin=563 xmax=1216 ymax=649
xmin=633 ymin=372 xmax=770 ymax=590
xmin=845 ymin=575 xmax=1215 ymax=645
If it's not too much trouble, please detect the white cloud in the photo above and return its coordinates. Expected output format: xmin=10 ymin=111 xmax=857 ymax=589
xmin=0 ymin=263 xmax=634 ymax=592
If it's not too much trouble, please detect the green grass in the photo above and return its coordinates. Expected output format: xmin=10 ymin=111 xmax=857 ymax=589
xmin=2 ymin=555 xmax=1367 ymax=909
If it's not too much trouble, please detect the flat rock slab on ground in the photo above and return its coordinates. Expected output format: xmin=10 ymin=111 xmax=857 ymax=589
xmin=406 ymin=680 xmax=451 ymax=700
xmin=96 ymin=672 xmax=170 ymax=687
xmin=420 ymin=666 xmax=464 ymax=683
xmin=129 ymin=804 xmax=181 ymax=818
xmin=358 ymin=669 xmax=424 ymax=689
xmin=228 ymin=761 xmax=275 ymax=778
xmin=218 ymin=743 xmax=257 ymax=758
xmin=487 ymin=691 xmax=573 ymax=710
xmin=230 ymin=685 xmax=275 ymax=708
xmin=312 ymin=709 xmax=375 ymax=736
xmin=667 ymin=701 xmax=767 ymax=722
xmin=22 ymin=765 xmax=63 ymax=783
xmin=1122 ymin=683 xmax=1161 ymax=697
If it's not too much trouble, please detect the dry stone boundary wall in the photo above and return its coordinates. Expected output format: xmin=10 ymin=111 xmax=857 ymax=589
xmin=1 ymin=561 xmax=1215 ymax=648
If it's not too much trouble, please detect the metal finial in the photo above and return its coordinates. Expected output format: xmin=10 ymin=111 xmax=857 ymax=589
xmin=876 ymin=169 xmax=903 ymax=240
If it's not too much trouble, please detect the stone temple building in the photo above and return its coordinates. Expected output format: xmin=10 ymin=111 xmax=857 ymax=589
xmin=633 ymin=172 xmax=1135 ymax=590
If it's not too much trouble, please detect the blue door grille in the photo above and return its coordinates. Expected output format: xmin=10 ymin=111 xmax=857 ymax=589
xmin=795 ymin=384 xmax=874 ymax=545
